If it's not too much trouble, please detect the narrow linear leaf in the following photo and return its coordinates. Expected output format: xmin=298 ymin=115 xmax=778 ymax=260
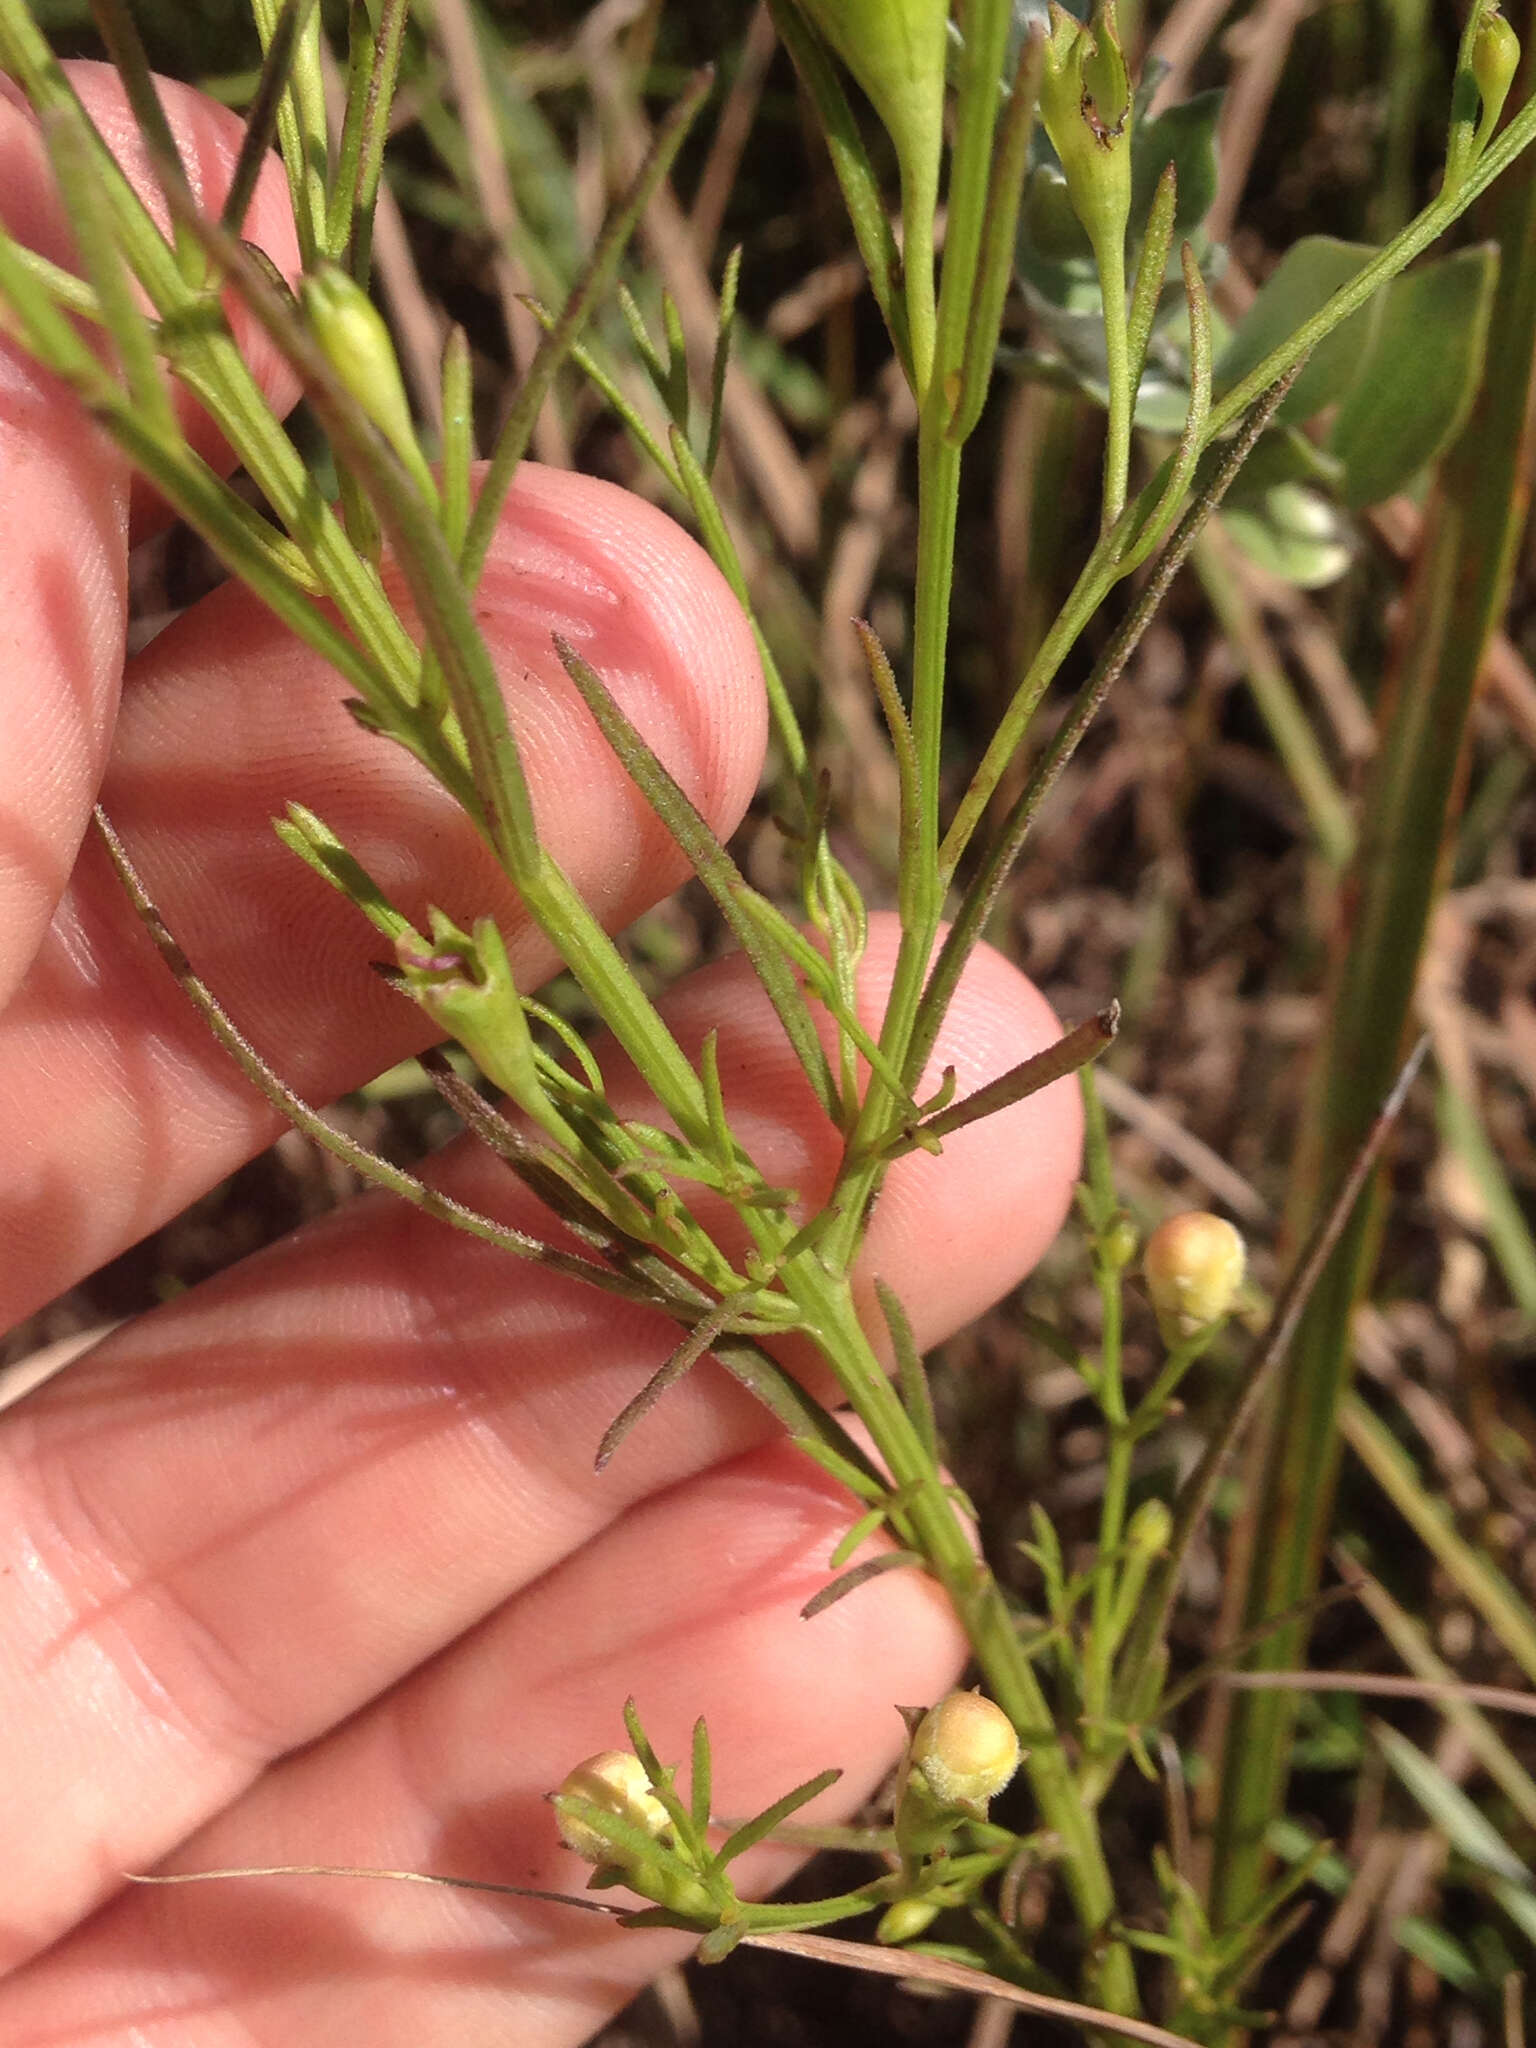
xmin=739 ymin=1925 xmax=1207 ymax=2046
xmin=249 ymin=0 xmax=328 ymax=264
xmin=87 ymin=0 xmax=194 ymax=258
xmin=330 ymin=0 xmax=408 ymax=276
xmin=440 ymin=324 xmax=474 ymax=556
xmin=714 ymin=1769 xmax=844 ymax=1871
xmin=618 ymin=282 xmax=671 ymax=407
xmin=764 ymin=0 xmax=911 ymax=380
xmin=855 ymin=620 xmax=923 ymax=933
xmin=789 ymin=1432 xmax=891 ymax=1506
xmin=596 ymin=1298 xmax=745 ymax=1472
xmin=224 ymin=0 xmax=318 ymax=239
xmin=556 ymin=637 xmax=841 ymax=1124
xmin=828 ymin=1505 xmax=893 ymax=1574
xmin=622 ymin=1699 xmax=666 ymax=1786
xmin=660 ymin=290 xmax=689 ymax=427
xmin=127 ymin=1864 xmax=620 ymax=1913
xmin=800 ymin=1550 xmax=925 ymax=1621
xmin=1119 ymin=244 xmax=1213 ymax=573
xmin=526 ymin=298 xmax=682 ymax=487
xmin=555 ymin=1794 xmax=681 ymax=1874
xmin=892 ymin=1005 xmax=1119 ymax=1158
xmin=875 ymin=1278 xmax=938 ymax=1464
xmin=690 ymin=1719 xmax=713 ymax=1837
xmin=1126 ymin=161 xmax=1178 ymax=409
xmin=706 ymin=243 xmax=741 ymax=475
xmin=948 ymin=30 xmax=1042 ymax=446
xmin=462 ymin=69 xmax=711 ymax=587
xmin=39 ymin=105 xmax=174 ymax=437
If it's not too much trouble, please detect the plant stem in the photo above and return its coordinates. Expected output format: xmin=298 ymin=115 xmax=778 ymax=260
xmin=784 ymin=1259 xmax=1139 ymax=2017
xmin=1082 ymin=1076 xmax=1131 ymax=1737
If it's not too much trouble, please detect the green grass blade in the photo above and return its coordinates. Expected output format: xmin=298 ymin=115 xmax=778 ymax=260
xmin=1208 ymin=139 xmax=1536 ymax=1931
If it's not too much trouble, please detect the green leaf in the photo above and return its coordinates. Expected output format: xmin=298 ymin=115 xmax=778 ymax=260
xmin=713 ymin=1768 xmax=843 ymax=1870
xmin=1329 ymin=245 xmax=1499 ymax=508
xmin=1220 ymin=483 xmax=1353 ymax=589
xmin=1131 ymin=90 xmax=1223 ymax=243
xmin=1391 ymin=1917 xmax=1481 ymax=1993
xmin=1377 ymin=1722 xmax=1533 ymax=1884
xmin=690 ymin=1718 xmax=713 ymax=1837
xmin=1214 ymin=237 xmax=1377 ymax=422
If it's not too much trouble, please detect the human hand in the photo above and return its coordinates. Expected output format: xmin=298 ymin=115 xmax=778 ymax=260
xmin=0 ymin=66 xmax=1080 ymax=2045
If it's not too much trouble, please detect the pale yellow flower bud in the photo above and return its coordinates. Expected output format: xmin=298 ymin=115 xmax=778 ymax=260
xmin=910 ymin=1691 xmax=1021 ymax=1812
xmin=877 ymin=1895 xmax=943 ymax=1944
xmin=554 ymin=1750 xmax=669 ymax=1865
xmin=1143 ymin=1212 xmax=1246 ymax=1343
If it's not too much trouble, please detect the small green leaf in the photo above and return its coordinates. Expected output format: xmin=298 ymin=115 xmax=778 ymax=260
xmin=713 ymin=1768 xmax=843 ymax=1870
xmin=1221 ymin=483 xmax=1352 ymax=589
xmin=801 ymin=1550 xmax=924 ymax=1620
xmin=1131 ymin=90 xmax=1222 ymax=243
xmin=1391 ymin=1916 xmax=1481 ymax=1992
xmin=1377 ymin=1722 xmax=1533 ymax=1884
xmin=1214 ymin=237 xmax=1377 ymax=422
xmin=1329 ymin=245 xmax=1499 ymax=508
xmin=690 ymin=1718 xmax=713 ymax=1837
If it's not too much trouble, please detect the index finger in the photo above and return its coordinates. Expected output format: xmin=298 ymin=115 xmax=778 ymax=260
xmin=0 ymin=63 xmax=301 ymax=1003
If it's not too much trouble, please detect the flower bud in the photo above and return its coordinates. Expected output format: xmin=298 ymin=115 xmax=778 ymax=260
xmin=1472 ymin=9 xmax=1520 ymax=138
xmin=1143 ymin=1211 xmax=1246 ymax=1343
xmin=877 ymin=1895 xmax=943 ymax=1945
xmin=1126 ymin=1494 xmax=1173 ymax=1558
xmin=1102 ymin=1212 xmax=1139 ymax=1273
xmin=910 ymin=1691 xmax=1021 ymax=1813
xmin=301 ymin=262 xmax=426 ymax=482
xmin=554 ymin=1750 xmax=670 ymax=1865
xmin=1037 ymin=1 xmax=1134 ymax=263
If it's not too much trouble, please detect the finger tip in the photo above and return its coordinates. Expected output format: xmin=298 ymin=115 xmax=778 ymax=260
xmin=61 ymin=61 xmax=303 ymax=510
xmin=858 ymin=924 xmax=1083 ymax=1348
xmin=475 ymin=464 xmax=767 ymax=851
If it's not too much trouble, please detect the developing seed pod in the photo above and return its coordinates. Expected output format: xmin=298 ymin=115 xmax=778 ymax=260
xmin=300 ymin=262 xmax=423 ymax=479
xmin=554 ymin=1750 xmax=670 ymax=1865
xmin=789 ymin=0 xmax=947 ymax=205
xmin=1037 ymin=2 xmax=1133 ymax=261
xmin=910 ymin=1690 xmax=1021 ymax=1812
xmin=1143 ymin=1211 xmax=1246 ymax=1344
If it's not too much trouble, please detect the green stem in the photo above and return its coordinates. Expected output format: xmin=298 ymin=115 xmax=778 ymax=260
xmin=783 ymin=1260 xmax=1138 ymax=2018
xmin=820 ymin=0 xmax=1015 ymax=1259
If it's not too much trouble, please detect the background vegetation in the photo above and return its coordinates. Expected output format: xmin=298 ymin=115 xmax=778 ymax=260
xmin=5 ymin=0 xmax=1536 ymax=2040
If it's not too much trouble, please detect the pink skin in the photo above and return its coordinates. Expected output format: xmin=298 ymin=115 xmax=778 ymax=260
xmin=0 ymin=66 xmax=1081 ymax=2048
